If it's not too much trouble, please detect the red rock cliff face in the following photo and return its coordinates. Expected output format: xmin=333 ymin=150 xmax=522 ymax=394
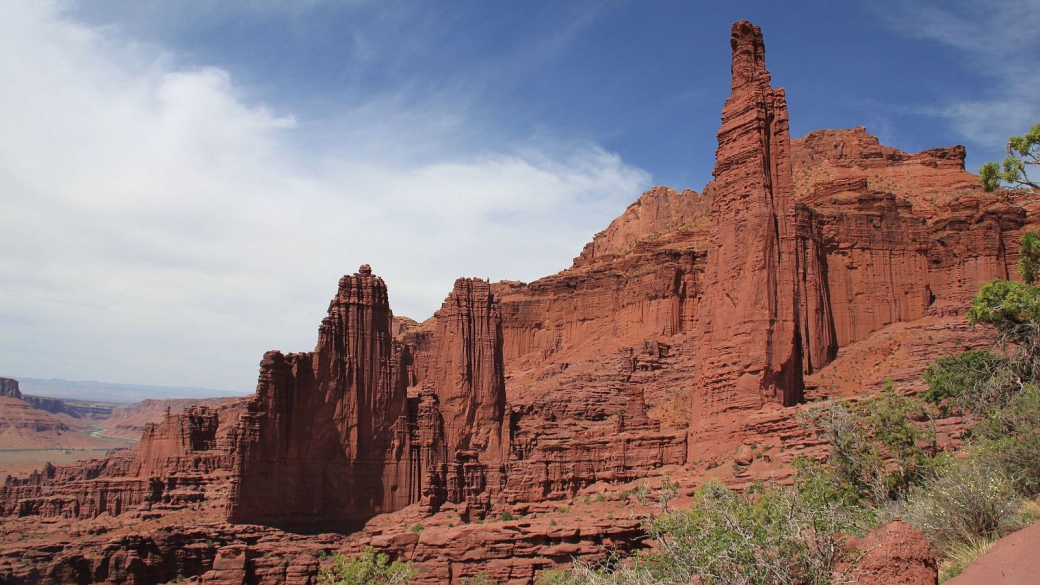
xmin=792 ymin=127 xmax=1027 ymax=344
xmin=497 ymin=188 xmax=707 ymax=366
xmin=227 ymin=265 xmax=411 ymax=532
xmin=410 ymin=279 xmax=509 ymax=517
xmin=688 ymin=21 xmax=835 ymax=460
xmin=228 ymin=270 xmax=510 ymax=529
xmin=132 ymin=405 xmax=230 ymax=478
xmin=424 ymin=279 xmax=507 ymax=460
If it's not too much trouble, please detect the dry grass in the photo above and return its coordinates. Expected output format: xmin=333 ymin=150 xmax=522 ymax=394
xmin=938 ymin=534 xmax=998 ymax=583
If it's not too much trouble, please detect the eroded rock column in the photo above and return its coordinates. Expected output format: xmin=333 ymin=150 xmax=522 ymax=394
xmin=689 ymin=21 xmax=835 ymax=461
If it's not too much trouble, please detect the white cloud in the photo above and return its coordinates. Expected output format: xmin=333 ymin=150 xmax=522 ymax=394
xmin=873 ymin=0 xmax=1040 ymax=147
xmin=0 ymin=1 xmax=651 ymax=392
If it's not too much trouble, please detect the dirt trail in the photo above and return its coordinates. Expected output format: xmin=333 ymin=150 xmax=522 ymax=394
xmin=947 ymin=522 xmax=1040 ymax=585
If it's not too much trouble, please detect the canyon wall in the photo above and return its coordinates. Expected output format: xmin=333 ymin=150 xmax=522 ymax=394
xmin=0 ymin=400 xmax=241 ymax=521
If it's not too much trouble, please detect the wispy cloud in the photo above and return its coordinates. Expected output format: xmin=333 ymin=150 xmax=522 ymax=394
xmin=871 ymin=0 xmax=1040 ymax=147
xmin=0 ymin=1 xmax=651 ymax=390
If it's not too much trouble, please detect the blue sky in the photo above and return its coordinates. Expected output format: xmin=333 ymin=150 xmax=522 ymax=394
xmin=2 ymin=0 xmax=1038 ymax=393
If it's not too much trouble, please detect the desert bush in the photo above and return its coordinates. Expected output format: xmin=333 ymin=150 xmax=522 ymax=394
xmin=905 ymin=457 xmax=1021 ymax=550
xmin=921 ymin=349 xmax=1008 ymax=406
xmin=799 ymin=401 xmax=888 ymax=505
xmin=971 ymin=383 xmax=1040 ymax=497
xmin=555 ymin=476 xmax=870 ymax=585
xmin=318 ymin=547 xmax=417 ymax=585
xmin=537 ymin=569 xmax=586 ymax=584
xmin=799 ymin=392 xmax=939 ymax=506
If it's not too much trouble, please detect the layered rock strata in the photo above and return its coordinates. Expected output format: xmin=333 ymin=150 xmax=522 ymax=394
xmin=131 ymin=405 xmax=230 ymax=478
xmin=404 ymin=278 xmax=510 ymax=518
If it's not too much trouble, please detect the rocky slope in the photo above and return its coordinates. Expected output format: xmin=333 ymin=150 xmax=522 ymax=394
xmin=0 ymin=19 xmax=1032 ymax=584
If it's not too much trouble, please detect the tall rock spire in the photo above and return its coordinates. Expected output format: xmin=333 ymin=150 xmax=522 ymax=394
xmin=227 ymin=265 xmax=412 ymax=531
xmin=227 ymin=268 xmax=510 ymax=530
xmin=414 ymin=278 xmax=509 ymax=518
xmin=689 ymin=21 xmax=835 ymax=462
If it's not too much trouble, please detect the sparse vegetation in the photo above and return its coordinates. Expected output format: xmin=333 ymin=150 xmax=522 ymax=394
xmin=798 ymin=388 xmax=940 ymax=507
xmin=936 ymin=534 xmax=999 ymax=582
xmin=318 ymin=547 xmax=417 ymax=585
xmin=921 ymin=349 xmax=1007 ymax=407
xmin=905 ymin=455 xmax=1022 ymax=549
xmin=544 ymin=473 xmax=871 ymax=585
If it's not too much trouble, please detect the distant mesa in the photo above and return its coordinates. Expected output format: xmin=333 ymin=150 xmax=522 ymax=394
xmin=0 ymin=377 xmax=21 ymax=399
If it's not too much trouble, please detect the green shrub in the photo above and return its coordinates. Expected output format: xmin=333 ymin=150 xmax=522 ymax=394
xmin=558 ymin=478 xmax=871 ymax=585
xmin=863 ymin=389 xmax=940 ymax=498
xmin=968 ymin=279 xmax=1040 ymax=330
xmin=968 ymin=279 xmax=1040 ymax=382
xmin=318 ymin=547 xmax=417 ymax=585
xmin=922 ymin=350 xmax=1007 ymax=405
xmin=972 ymin=383 xmax=1040 ymax=496
xmin=409 ymin=522 xmax=424 ymax=534
xmin=799 ymin=393 xmax=939 ymax=506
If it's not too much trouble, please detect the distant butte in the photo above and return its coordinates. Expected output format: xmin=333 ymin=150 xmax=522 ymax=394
xmin=0 ymin=20 xmax=1033 ymax=584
